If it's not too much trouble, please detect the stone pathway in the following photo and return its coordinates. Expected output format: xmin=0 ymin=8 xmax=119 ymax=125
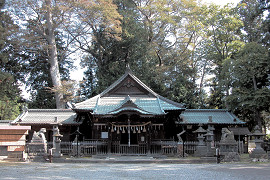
xmin=0 ymin=162 xmax=270 ymax=180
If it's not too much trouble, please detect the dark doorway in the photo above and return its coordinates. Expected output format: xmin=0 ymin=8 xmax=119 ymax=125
xmin=120 ymin=133 xmax=138 ymax=144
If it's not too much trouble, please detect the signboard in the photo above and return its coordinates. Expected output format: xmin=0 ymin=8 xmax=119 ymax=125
xmin=101 ymin=132 xmax=108 ymax=139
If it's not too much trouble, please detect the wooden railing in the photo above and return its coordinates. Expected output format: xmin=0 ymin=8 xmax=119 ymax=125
xmin=27 ymin=140 xmax=233 ymax=156
xmin=112 ymin=141 xmax=147 ymax=155
xmin=151 ymin=140 xmax=178 ymax=155
xmin=184 ymin=141 xmax=198 ymax=154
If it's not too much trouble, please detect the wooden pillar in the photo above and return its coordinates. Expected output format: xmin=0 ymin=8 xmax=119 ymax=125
xmin=107 ymin=122 xmax=111 ymax=154
xmin=147 ymin=123 xmax=152 ymax=155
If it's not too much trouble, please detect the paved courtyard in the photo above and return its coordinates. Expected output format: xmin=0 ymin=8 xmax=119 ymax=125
xmin=0 ymin=162 xmax=270 ymax=180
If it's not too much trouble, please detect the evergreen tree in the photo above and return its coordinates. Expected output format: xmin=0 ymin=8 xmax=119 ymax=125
xmin=224 ymin=42 xmax=270 ymax=129
xmin=0 ymin=0 xmax=22 ymax=120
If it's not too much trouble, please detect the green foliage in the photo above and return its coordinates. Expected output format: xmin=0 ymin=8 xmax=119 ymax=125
xmin=79 ymin=0 xmax=202 ymax=108
xmin=0 ymin=72 xmax=21 ymax=120
xmin=1 ymin=0 xmax=269 ymax=131
xmin=0 ymin=1 xmax=22 ymax=120
xmin=238 ymin=0 xmax=266 ymax=42
xmin=25 ymin=33 xmax=73 ymax=109
xmin=224 ymin=42 xmax=270 ymax=127
xmin=198 ymin=4 xmax=244 ymax=109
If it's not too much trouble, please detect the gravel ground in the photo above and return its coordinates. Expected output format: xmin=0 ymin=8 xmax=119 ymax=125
xmin=0 ymin=162 xmax=270 ymax=180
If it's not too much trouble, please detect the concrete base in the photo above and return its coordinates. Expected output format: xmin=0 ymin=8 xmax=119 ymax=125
xmin=221 ymin=152 xmax=240 ymax=162
xmin=249 ymin=148 xmax=267 ymax=158
xmin=194 ymin=146 xmax=207 ymax=157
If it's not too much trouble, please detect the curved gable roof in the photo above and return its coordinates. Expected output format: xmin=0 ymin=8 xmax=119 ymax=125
xmin=74 ymin=68 xmax=184 ymax=116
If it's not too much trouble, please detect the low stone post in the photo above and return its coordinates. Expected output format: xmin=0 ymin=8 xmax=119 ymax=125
xmin=177 ymin=142 xmax=184 ymax=157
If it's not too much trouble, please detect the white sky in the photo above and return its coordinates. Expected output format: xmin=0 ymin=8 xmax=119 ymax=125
xmin=202 ymin=0 xmax=240 ymax=6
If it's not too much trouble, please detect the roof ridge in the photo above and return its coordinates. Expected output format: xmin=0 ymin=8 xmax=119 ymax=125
xmin=93 ymin=95 xmax=101 ymax=113
xmin=99 ymin=70 xmax=158 ymax=98
xmin=106 ymin=95 xmax=153 ymax=115
xmin=157 ymin=97 xmax=165 ymax=114
xmin=185 ymin=109 xmax=228 ymax=112
xmin=27 ymin=109 xmax=74 ymax=112
xmin=158 ymin=95 xmax=184 ymax=108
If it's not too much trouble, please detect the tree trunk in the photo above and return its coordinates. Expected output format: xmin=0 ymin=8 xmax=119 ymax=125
xmin=252 ymin=75 xmax=263 ymax=129
xmin=255 ymin=108 xmax=262 ymax=130
xmin=45 ymin=0 xmax=64 ymax=109
xmin=198 ymin=61 xmax=207 ymax=107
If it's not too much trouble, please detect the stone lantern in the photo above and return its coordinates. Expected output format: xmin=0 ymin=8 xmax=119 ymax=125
xmin=52 ymin=118 xmax=63 ymax=158
xmin=204 ymin=129 xmax=215 ymax=156
xmin=207 ymin=116 xmax=215 ymax=139
xmin=193 ymin=125 xmax=207 ymax=156
xmin=193 ymin=125 xmax=207 ymax=146
xmin=249 ymin=125 xmax=267 ymax=158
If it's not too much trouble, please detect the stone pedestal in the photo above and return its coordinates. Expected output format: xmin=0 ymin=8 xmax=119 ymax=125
xmin=27 ymin=143 xmax=47 ymax=156
xmin=194 ymin=145 xmax=207 ymax=157
xmin=29 ymin=128 xmax=47 ymax=156
xmin=219 ymin=128 xmax=240 ymax=162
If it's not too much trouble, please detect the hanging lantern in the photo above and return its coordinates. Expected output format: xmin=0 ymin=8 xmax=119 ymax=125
xmin=143 ymin=126 xmax=146 ymax=132
xmin=117 ymin=127 xmax=120 ymax=134
xmin=133 ymin=127 xmax=136 ymax=133
xmin=122 ymin=127 xmax=125 ymax=133
xmin=111 ymin=126 xmax=114 ymax=132
xmin=138 ymin=128 xmax=141 ymax=133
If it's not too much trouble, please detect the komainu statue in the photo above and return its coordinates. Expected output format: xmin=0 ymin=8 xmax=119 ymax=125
xmin=31 ymin=128 xmax=47 ymax=153
xmin=221 ymin=128 xmax=235 ymax=142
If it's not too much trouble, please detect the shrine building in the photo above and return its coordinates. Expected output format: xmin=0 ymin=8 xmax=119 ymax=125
xmin=12 ymin=67 xmax=247 ymax=154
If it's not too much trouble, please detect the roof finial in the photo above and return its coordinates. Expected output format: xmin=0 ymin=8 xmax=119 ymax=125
xmin=125 ymin=63 xmax=131 ymax=73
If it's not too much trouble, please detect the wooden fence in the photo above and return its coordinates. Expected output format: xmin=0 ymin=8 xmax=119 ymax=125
xmin=26 ymin=140 xmax=245 ymax=157
xmin=112 ymin=141 xmax=147 ymax=155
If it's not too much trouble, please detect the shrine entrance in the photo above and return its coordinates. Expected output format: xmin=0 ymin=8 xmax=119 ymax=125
xmin=120 ymin=133 xmax=138 ymax=145
xmin=109 ymin=121 xmax=151 ymax=155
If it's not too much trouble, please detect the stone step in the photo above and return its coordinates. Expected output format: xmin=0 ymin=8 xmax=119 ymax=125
xmin=4 ymin=157 xmax=24 ymax=162
xmin=7 ymin=152 xmax=23 ymax=159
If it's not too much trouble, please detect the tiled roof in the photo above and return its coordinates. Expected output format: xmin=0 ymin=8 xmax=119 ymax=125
xmin=176 ymin=109 xmax=245 ymax=125
xmin=0 ymin=120 xmax=13 ymax=125
xmin=0 ymin=125 xmax=31 ymax=130
xmin=74 ymin=69 xmax=184 ymax=116
xmin=228 ymin=127 xmax=251 ymax=135
xmin=12 ymin=109 xmax=79 ymax=125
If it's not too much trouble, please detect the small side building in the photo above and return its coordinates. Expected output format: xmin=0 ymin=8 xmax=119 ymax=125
xmin=11 ymin=109 xmax=80 ymax=142
xmin=176 ymin=109 xmax=247 ymax=141
xmin=0 ymin=120 xmax=31 ymax=161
